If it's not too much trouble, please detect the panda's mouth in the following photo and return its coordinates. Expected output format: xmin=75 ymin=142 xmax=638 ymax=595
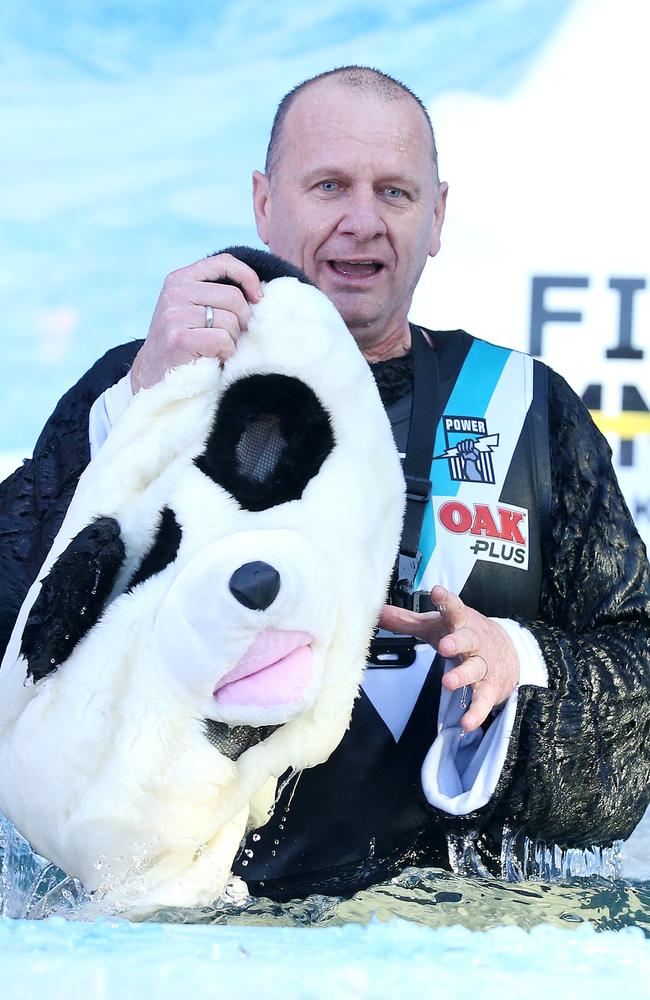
xmin=213 ymin=628 xmax=314 ymax=709
xmin=203 ymin=719 xmax=279 ymax=760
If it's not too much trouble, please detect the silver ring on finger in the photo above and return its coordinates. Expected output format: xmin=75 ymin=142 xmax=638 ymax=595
xmin=475 ymin=654 xmax=488 ymax=682
xmin=205 ymin=304 xmax=214 ymax=329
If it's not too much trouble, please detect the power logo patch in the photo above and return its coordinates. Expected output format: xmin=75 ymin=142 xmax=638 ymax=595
xmin=434 ymin=415 xmax=499 ymax=485
xmin=435 ymin=499 xmax=529 ymax=570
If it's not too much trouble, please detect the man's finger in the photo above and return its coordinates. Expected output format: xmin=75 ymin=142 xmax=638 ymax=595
xmin=437 ymin=626 xmax=476 ymax=659
xmin=430 ymin=585 xmax=468 ymax=629
xmin=442 ymin=654 xmax=489 ymax=691
xmin=188 ymin=306 xmax=243 ymax=342
xmin=185 ymin=328 xmax=239 ymax=362
xmin=461 ymin=688 xmax=496 ymax=732
xmin=189 ymin=254 xmax=264 ymax=303
xmin=189 ymin=281 xmax=252 ymax=332
xmin=378 ymin=603 xmax=445 ymax=644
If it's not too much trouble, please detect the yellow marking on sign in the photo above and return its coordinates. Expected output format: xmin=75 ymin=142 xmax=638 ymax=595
xmin=589 ymin=410 xmax=650 ymax=437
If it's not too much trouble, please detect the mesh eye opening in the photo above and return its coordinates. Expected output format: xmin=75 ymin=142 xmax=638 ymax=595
xmin=194 ymin=373 xmax=335 ymax=511
xmin=235 ymin=414 xmax=286 ymax=483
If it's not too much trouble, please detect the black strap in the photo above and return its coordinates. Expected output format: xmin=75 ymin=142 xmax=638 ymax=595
xmin=531 ymin=359 xmax=552 ymax=548
xmin=400 ymin=327 xmax=439 ymax=561
xmin=368 ymin=328 xmax=438 ymax=667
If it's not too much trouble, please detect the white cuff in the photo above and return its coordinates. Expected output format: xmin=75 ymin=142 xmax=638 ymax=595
xmin=88 ymin=374 xmax=134 ymax=458
xmin=421 ymin=622 xmax=548 ymax=816
xmin=492 ymin=618 xmax=548 ymax=688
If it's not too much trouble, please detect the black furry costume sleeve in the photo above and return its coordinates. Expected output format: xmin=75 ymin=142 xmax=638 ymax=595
xmin=431 ymin=370 xmax=650 ymax=849
xmin=0 ymin=342 xmax=141 ymax=658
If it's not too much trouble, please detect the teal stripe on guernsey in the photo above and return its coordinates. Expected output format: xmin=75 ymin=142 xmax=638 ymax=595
xmin=414 ymin=340 xmax=511 ymax=589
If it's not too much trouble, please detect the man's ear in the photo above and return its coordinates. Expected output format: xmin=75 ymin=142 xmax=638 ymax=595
xmin=428 ymin=181 xmax=448 ymax=259
xmin=252 ymin=170 xmax=271 ymax=246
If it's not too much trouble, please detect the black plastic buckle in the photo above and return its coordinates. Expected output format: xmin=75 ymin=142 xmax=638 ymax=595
xmin=404 ymin=475 xmax=432 ymax=504
xmin=389 ymin=551 xmax=422 ymax=609
xmin=367 ymin=630 xmax=416 ymax=668
xmin=398 ymin=551 xmax=421 ymax=584
xmin=412 ymin=590 xmax=435 ymax=613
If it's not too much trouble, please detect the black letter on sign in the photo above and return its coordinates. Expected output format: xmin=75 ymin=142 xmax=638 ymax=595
xmin=529 ymin=276 xmax=589 ymax=356
xmin=606 ymin=278 xmax=645 ymax=359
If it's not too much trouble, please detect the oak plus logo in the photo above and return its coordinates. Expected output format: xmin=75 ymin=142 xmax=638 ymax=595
xmin=435 ymin=499 xmax=529 ymax=570
xmin=434 ymin=415 xmax=499 ymax=485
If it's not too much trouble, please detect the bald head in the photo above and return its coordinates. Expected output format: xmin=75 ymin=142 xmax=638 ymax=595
xmin=252 ymin=65 xmax=448 ymax=359
xmin=265 ymin=66 xmax=439 ymax=187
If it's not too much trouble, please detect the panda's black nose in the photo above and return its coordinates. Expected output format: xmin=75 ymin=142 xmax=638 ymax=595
xmin=228 ymin=561 xmax=281 ymax=611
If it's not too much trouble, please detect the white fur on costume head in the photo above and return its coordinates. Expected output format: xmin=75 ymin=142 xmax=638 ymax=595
xmin=0 ymin=248 xmax=405 ymax=915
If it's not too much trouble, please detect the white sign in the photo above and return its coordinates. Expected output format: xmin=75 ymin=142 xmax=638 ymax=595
xmin=413 ymin=0 xmax=650 ymax=548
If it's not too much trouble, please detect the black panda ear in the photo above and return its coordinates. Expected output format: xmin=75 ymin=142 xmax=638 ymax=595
xmin=126 ymin=506 xmax=182 ymax=591
xmin=20 ymin=517 xmax=126 ymax=682
xmin=210 ymin=246 xmax=316 ymax=288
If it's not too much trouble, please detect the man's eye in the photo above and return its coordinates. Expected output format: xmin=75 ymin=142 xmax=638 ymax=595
xmin=383 ymin=187 xmax=404 ymax=200
xmin=318 ymin=180 xmax=339 ymax=193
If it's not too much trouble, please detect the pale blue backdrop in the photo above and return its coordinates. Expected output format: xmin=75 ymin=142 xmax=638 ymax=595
xmin=1 ymin=0 xmax=570 ymax=453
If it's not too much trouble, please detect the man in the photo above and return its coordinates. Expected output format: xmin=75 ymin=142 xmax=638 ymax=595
xmin=1 ymin=67 xmax=649 ymax=898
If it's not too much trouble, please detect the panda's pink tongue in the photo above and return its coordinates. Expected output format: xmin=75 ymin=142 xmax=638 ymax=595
xmin=213 ymin=629 xmax=314 ymax=708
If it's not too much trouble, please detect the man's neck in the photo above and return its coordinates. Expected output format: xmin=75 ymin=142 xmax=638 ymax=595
xmin=360 ymin=323 xmax=412 ymax=363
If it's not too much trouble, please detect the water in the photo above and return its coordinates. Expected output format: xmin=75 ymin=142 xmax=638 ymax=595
xmin=2 ymin=915 xmax=649 ymax=1000
xmin=2 ymin=812 xmax=650 ymax=998
xmin=1 ymin=812 xmax=649 ymax=933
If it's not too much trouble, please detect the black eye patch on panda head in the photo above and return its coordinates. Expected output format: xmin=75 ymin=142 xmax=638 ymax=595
xmin=195 ymin=374 xmax=335 ymax=511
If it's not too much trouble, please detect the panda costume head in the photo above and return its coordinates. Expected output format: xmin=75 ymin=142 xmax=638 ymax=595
xmin=0 ymin=247 xmax=405 ymax=915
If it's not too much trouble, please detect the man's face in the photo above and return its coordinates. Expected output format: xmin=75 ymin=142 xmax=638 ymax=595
xmin=253 ymin=80 xmax=447 ymax=352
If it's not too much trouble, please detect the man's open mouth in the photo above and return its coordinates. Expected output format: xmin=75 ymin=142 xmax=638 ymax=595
xmin=328 ymin=260 xmax=384 ymax=279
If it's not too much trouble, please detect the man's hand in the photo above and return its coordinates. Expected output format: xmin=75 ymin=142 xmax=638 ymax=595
xmin=379 ymin=585 xmax=520 ymax=733
xmin=130 ymin=253 xmax=264 ymax=393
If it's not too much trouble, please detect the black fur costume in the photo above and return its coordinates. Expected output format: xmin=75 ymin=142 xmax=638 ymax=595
xmin=1 ymin=309 xmax=649 ymax=890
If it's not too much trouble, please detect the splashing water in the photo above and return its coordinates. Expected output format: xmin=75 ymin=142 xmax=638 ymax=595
xmin=0 ymin=814 xmax=87 ymax=919
xmin=2 ymin=810 xmax=650 ymax=1000
xmin=447 ymin=826 xmax=623 ymax=882
xmin=1 ymin=811 xmax=648 ymax=935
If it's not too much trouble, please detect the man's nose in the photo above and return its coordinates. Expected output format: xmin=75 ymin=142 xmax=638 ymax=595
xmin=229 ymin=561 xmax=281 ymax=611
xmin=338 ymin=189 xmax=387 ymax=242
